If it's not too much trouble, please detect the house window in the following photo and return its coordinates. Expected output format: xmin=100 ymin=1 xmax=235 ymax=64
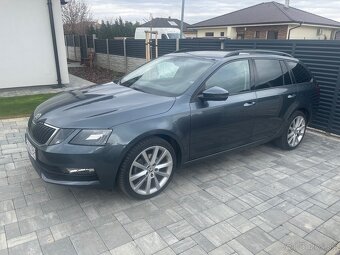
xmin=254 ymin=31 xmax=260 ymax=38
xmin=237 ymin=33 xmax=245 ymax=40
xmin=336 ymin=31 xmax=340 ymax=40
xmin=267 ymin=31 xmax=278 ymax=39
xmin=220 ymin=32 xmax=225 ymax=36
xmin=317 ymin=28 xmax=323 ymax=36
xmin=205 ymin=32 xmax=214 ymax=37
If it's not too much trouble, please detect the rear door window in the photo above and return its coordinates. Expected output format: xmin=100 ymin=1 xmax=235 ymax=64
xmin=254 ymin=59 xmax=284 ymax=89
xmin=286 ymin=61 xmax=312 ymax=83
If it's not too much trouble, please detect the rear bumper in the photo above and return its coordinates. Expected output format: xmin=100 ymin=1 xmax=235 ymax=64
xmin=26 ymin=132 xmax=120 ymax=189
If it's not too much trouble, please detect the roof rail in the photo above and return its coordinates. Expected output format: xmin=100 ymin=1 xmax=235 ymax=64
xmin=224 ymin=50 xmax=293 ymax=58
xmin=173 ymin=48 xmax=192 ymax=53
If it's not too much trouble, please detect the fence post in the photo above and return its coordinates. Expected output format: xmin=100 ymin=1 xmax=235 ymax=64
xmin=176 ymin=38 xmax=180 ymax=51
xmin=85 ymin=34 xmax=88 ymax=56
xmin=92 ymin=34 xmax=96 ymax=52
xmin=78 ymin=35 xmax=81 ymax=61
xmin=73 ymin=35 xmax=77 ymax=61
xmin=106 ymin=39 xmax=110 ymax=69
xmin=123 ymin=38 xmax=128 ymax=73
xmin=155 ymin=33 xmax=158 ymax=58
xmin=65 ymin=35 xmax=69 ymax=59
xmin=220 ymin=39 xmax=224 ymax=50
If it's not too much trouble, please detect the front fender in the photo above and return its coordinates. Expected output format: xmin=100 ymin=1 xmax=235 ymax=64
xmin=106 ymin=110 xmax=190 ymax=186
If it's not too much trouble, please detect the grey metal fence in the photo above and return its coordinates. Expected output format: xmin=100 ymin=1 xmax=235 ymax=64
xmin=125 ymin=39 xmax=145 ymax=58
xmin=109 ymin=40 xmax=124 ymax=56
xmin=94 ymin=39 xmax=107 ymax=54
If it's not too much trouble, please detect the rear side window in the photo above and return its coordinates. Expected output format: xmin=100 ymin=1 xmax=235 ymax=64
xmin=286 ymin=61 xmax=312 ymax=83
xmin=281 ymin=61 xmax=293 ymax=85
xmin=254 ymin=59 xmax=284 ymax=89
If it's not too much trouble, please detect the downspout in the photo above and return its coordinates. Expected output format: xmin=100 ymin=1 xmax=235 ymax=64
xmin=288 ymin=22 xmax=302 ymax=39
xmin=47 ymin=0 xmax=62 ymax=87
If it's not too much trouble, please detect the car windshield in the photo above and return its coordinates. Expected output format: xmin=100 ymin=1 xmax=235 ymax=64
xmin=167 ymin=33 xmax=181 ymax=39
xmin=119 ymin=56 xmax=214 ymax=96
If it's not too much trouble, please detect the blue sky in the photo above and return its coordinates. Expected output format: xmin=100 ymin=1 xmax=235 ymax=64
xmin=87 ymin=0 xmax=340 ymax=24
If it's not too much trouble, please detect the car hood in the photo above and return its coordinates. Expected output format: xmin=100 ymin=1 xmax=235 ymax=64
xmin=34 ymin=83 xmax=176 ymax=128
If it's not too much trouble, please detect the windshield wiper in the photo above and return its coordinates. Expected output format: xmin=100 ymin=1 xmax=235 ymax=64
xmin=120 ymin=75 xmax=142 ymax=87
xmin=112 ymin=78 xmax=121 ymax=84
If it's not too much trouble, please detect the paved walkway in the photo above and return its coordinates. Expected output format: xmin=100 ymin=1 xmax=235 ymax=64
xmin=0 ymin=117 xmax=339 ymax=255
xmin=0 ymin=74 xmax=94 ymax=97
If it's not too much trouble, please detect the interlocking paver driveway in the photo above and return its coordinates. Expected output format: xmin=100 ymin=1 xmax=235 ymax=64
xmin=0 ymin=117 xmax=339 ymax=255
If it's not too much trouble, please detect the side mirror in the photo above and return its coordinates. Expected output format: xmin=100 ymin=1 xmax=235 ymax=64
xmin=199 ymin=86 xmax=229 ymax=101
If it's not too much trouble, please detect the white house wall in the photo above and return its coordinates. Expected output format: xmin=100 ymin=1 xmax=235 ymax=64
xmin=227 ymin=27 xmax=237 ymax=39
xmin=0 ymin=0 xmax=69 ymax=89
xmin=195 ymin=25 xmax=338 ymax=40
xmin=196 ymin=27 xmax=229 ymax=38
xmin=288 ymin=25 xmax=335 ymax=40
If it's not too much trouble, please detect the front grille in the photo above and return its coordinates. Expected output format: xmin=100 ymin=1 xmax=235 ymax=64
xmin=29 ymin=121 xmax=58 ymax=144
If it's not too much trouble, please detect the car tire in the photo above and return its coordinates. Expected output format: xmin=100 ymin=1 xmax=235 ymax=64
xmin=118 ymin=137 xmax=176 ymax=199
xmin=275 ymin=111 xmax=307 ymax=150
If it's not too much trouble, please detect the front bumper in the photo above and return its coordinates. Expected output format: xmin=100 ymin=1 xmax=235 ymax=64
xmin=26 ymin=132 xmax=120 ymax=189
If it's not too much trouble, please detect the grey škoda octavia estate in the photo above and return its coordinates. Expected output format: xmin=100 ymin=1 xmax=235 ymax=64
xmin=26 ymin=50 xmax=319 ymax=199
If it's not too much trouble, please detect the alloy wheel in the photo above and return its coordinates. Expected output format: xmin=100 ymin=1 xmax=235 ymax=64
xmin=287 ymin=115 xmax=306 ymax=148
xmin=129 ymin=146 xmax=173 ymax=195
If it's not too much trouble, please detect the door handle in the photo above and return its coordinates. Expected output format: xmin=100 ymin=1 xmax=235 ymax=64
xmin=244 ymin=101 xmax=256 ymax=107
xmin=288 ymin=94 xmax=296 ymax=99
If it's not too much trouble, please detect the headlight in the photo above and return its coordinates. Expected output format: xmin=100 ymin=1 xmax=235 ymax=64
xmin=49 ymin=129 xmax=76 ymax=145
xmin=70 ymin=129 xmax=112 ymax=146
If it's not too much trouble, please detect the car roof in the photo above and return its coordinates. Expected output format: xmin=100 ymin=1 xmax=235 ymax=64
xmin=175 ymin=51 xmax=228 ymax=59
xmin=168 ymin=51 xmax=229 ymax=59
xmin=168 ymin=50 xmax=297 ymax=61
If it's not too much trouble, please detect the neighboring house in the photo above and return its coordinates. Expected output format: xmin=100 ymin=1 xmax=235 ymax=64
xmin=190 ymin=1 xmax=340 ymax=40
xmin=336 ymin=31 xmax=340 ymax=40
xmin=137 ymin=18 xmax=196 ymax=38
xmin=0 ymin=0 xmax=69 ymax=89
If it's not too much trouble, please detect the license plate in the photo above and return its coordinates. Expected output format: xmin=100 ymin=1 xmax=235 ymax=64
xmin=26 ymin=138 xmax=36 ymax=160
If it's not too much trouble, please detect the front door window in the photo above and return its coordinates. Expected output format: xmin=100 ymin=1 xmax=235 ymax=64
xmin=205 ymin=60 xmax=250 ymax=94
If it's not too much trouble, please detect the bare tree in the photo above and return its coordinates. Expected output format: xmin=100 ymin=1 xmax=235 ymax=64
xmin=62 ymin=0 xmax=93 ymax=34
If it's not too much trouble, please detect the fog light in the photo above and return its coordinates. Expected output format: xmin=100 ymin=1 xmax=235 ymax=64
xmin=65 ymin=168 xmax=95 ymax=174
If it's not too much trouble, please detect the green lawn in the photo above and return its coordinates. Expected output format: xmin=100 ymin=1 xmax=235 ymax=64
xmin=0 ymin=93 xmax=56 ymax=119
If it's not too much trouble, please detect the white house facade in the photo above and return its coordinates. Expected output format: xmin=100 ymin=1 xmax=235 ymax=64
xmin=190 ymin=2 xmax=340 ymax=40
xmin=0 ymin=0 xmax=69 ymax=89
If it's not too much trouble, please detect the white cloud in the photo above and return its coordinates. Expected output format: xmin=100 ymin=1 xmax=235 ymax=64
xmin=86 ymin=0 xmax=340 ymax=24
